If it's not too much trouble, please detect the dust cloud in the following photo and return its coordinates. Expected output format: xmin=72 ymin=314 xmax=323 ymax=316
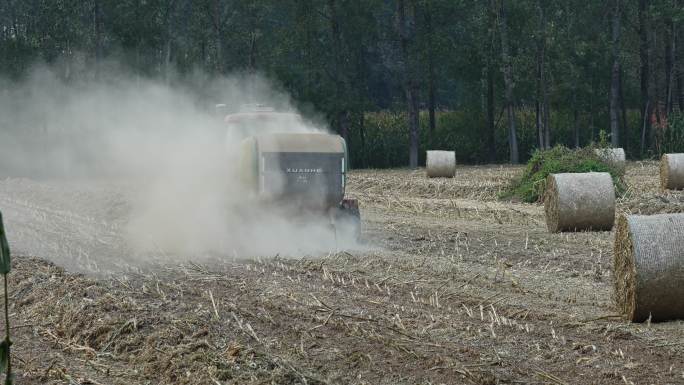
xmin=0 ymin=66 xmax=361 ymax=272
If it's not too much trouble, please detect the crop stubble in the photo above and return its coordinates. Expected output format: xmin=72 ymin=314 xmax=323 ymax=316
xmin=4 ymin=162 xmax=684 ymax=384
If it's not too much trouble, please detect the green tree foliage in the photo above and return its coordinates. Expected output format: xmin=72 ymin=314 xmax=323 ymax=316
xmin=0 ymin=0 xmax=682 ymax=166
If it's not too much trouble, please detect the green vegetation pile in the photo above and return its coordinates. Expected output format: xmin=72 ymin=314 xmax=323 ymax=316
xmin=505 ymin=145 xmax=626 ymax=203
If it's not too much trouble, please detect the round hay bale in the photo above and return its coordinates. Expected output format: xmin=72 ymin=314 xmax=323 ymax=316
xmin=426 ymin=151 xmax=456 ymax=178
xmin=614 ymin=213 xmax=684 ymax=322
xmin=544 ymin=172 xmax=615 ymax=232
xmin=594 ymin=147 xmax=626 ymax=172
xmin=660 ymin=153 xmax=684 ymax=190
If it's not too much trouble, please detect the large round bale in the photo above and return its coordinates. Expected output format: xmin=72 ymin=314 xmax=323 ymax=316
xmin=426 ymin=151 xmax=456 ymax=178
xmin=544 ymin=172 xmax=615 ymax=232
xmin=660 ymin=153 xmax=684 ymax=190
xmin=614 ymin=214 xmax=684 ymax=322
xmin=594 ymin=147 xmax=626 ymax=172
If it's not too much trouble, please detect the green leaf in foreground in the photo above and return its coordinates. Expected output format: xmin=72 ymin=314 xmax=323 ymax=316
xmin=0 ymin=212 xmax=9 ymax=275
xmin=0 ymin=340 xmax=8 ymax=374
xmin=0 ymin=337 xmax=10 ymax=384
xmin=0 ymin=211 xmax=11 ymax=385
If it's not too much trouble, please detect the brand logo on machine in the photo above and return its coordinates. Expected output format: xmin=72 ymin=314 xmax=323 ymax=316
xmin=286 ymin=168 xmax=323 ymax=173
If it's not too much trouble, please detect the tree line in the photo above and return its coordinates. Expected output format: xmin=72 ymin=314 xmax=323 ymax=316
xmin=0 ymin=0 xmax=682 ymax=166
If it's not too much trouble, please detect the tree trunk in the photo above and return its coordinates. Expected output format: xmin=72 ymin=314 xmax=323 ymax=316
xmin=678 ymin=35 xmax=683 ymax=112
xmin=639 ymin=0 xmax=651 ymax=155
xmin=359 ymin=113 xmax=366 ymax=168
xmin=249 ymin=32 xmax=257 ymax=71
xmin=537 ymin=1 xmax=550 ymax=150
xmin=653 ymin=43 xmax=662 ymax=152
xmin=641 ymin=100 xmax=650 ymax=155
xmin=64 ymin=39 xmax=71 ymax=81
xmin=487 ymin=63 xmax=496 ymax=162
xmin=136 ymin=43 xmax=143 ymax=84
xmin=677 ymin=15 xmax=683 ymax=112
xmin=201 ymin=37 xmax=207 ymax=68
xmin=678 ymin=67 xmax=684 ymax=112
xmin=426 ymin=5 xmax=436 ymax=147
xmin=543 ymin=78 xmax=550 ymax=149
xmin=339 ymin=111 xmax=350 ymax=147
xmin=535 ymin=12 xmax=544 ymax=150
xmin=164 ymin=38 xmax=172 ymax=81
xmin=496 ymin=0 xmax=518 ymax=163
xmin=665 ymin=13 xmax=676 ymax=114
xmin=536 ymin=100 xmax=543 ymax=149
xmin=486 ymin=1 xmax=496 ymax=163
xmin=328 ymin=0 xmax=349 ymax=144
xmin=163 ymin=0 xmax=178 ymax=83
xmin=619 ymin=66 xmax=628 ymax=149
xmin=397 ymin=0 xmax=419 ymax=168
xmin=573 ymin=86 xmax=580 ymax=148
xmin=589 ymin=79 xmax=596 ymax=142
xmin=542 ymin=77 xmax=551 ymax=148
xmin=677 ymin=2 xmax=683 ymax=112
xmin=5 ymin=0 xmax=18 ymax=44
xmin=94 ymin=0 xmax=103 ymax=77
xmin=213 ymin=0 xmax=224 ymax=73
xmin=408 ymin=81 xmax=420 ymax=167
xmin=609 ymin=0 xmax=621 ymax=147
xmin=428 ymin=69 xmax=436 ymax=136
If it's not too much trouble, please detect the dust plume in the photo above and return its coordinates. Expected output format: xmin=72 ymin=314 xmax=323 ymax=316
xmin=0 ymin=66 xmax=361 ymax=272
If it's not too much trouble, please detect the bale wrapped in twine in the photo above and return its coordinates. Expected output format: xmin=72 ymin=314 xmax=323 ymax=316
xmin=544 ymin=172 xmax=615 ymax=232
xmin=426 ymin=151 xmax=456 ymax=178
xmin=660 ymin=153 xmax=684 ymax=190
xmin=594 ymin=147 xmax=626 ymax=172
xmin=614 ymin=214 xmax=684 ymax=322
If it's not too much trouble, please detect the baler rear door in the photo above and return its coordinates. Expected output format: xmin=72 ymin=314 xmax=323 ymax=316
xmin=260 ymin=151 xmax=345 ymax=209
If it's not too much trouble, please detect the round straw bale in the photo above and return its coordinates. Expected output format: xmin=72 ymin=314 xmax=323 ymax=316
xmin=544 ymin=172 xmax=615 ymax=232
xmin=426 ymin=151 xmax=456 ymax=178
xmin=660 ymin=153 xmax=684 ymax=190
xmin=614 ymin=213 xmax=684 ymax=322
xmin=594 ymin=147 xmax=626 ymax=172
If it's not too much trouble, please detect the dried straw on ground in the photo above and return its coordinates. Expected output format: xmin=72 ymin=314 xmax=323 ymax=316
xmin=544 ymin=172 xmax=615 ymax=232
xmin=426 ymin=151 xmax=456 ymax=178
xmin=660 ymin=153 xmax=684 ymax=190
xmin=614 ymin=213 xmax=684 ymax=322
xmin=594 ymin=148 xmax=626 ymax=172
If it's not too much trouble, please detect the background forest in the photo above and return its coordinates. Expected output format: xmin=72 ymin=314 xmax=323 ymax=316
xmin=0 ymin=0 xmax=682 ymax=168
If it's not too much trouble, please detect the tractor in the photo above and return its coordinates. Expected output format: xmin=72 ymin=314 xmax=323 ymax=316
xmin=222 ymin=108 xmax=361 ymax=240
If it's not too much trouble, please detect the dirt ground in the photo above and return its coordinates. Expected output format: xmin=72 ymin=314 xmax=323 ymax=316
xmin=3 ymin=161 xmax=684 ymax=385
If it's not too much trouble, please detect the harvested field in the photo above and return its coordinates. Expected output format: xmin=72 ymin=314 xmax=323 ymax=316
xmin=4 ymin=162 xmax=684 ymax=384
